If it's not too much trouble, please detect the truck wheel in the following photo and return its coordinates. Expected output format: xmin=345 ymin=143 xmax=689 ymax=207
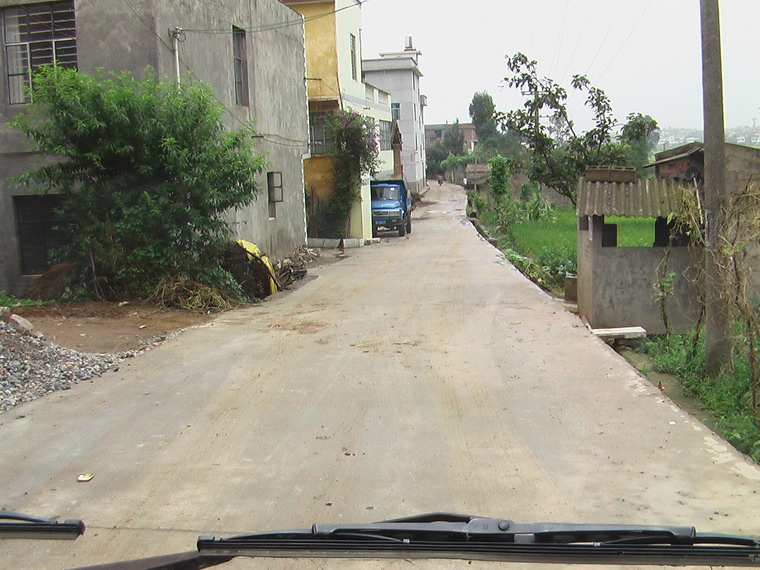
xmin=406 ymin=216 xmax=412 ymax=234
xmin=398 ymin=222 xmax=406 ymax=237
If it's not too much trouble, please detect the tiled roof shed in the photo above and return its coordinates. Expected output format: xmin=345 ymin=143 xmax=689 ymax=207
xmin=576 ymin=178 xmax=684 ymax=218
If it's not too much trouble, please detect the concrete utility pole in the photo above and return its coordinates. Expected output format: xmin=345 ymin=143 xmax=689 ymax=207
xmin=170 ymin=27 xmax=183 ymax=85
xmin=700 ymin=0 xmax=730 ymax=374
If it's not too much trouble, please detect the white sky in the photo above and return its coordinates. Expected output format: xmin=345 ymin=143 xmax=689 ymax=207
xmin=360 ymin=0 xmax=760 ymax=131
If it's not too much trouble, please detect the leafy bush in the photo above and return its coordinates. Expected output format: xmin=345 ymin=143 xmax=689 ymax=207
xmin=534 ymin=248 xmax=577 ymax=283
xmin=467 ymin=190 xmax=488 ymax=217
xmin=488 ymin=155 xmax=511 ymax=203
xmin=10 ymin=66 xmax=266 ymax=299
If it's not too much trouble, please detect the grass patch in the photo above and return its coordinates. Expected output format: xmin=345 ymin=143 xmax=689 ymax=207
xmin=607 ymin=215 xmax=656 ymax=247
xmin=639 ymin=333 xmax=760 ymax=462
xmin=0 ymin=292 xmax=51 ymax=308
xmin=478 ymin=207 xmax=656 ymax=293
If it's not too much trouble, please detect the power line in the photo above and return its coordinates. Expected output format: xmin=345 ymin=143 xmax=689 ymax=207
xmin=584 ymin=1 xmax=624 ymax=76
xmin=124 ymin=0 xmax=173 ymax=52
xmin=597 ymin=0 xmax=655 ymax=81
xmin=549 ymin=0 xmax=570 ymax=78
xmin=183 ymin=1 xmax=371 ymax=35
xmin=560 ymin=0 xmax=596 ymax=83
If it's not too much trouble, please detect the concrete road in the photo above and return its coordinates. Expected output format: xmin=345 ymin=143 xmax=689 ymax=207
xmin=1 ymin=183 xmax=759 ymax=569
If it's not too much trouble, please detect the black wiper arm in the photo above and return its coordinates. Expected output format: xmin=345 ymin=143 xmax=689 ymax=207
xmin=0 ymin=510 xmax=85 ymax=540
xmin=197 ymin=512 xmax=760 ymax=567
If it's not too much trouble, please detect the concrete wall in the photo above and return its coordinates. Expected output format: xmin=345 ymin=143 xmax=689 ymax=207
xmin=362 ymin=54 xmax=427 ymax=194
xmin=0 ymin=0 xmax=308 ymax=294
xmin=577 ymin=215 xmax=701 ymax=334
xmin=334 ymin=0 xmax=363 ymax=103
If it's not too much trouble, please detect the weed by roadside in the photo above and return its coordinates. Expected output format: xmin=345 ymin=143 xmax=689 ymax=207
xmin=639 ymin=333 xmax=760 ymax=462
xmin=0 ymin=292 xmax=51 ymax=309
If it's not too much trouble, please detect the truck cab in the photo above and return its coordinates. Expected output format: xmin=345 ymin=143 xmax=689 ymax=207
xmin=370 ymin=179 xmax=412 ymax=237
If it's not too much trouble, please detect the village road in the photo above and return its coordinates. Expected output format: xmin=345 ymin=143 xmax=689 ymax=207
xmin=1 ymin=183 xmax=759 ymax=569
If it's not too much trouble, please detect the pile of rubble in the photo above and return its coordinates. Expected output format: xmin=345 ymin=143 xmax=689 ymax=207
xmin=0 ymin=307 xmax=119 ymax=413
xmin=275 ymin=246 xmax=319 ymax=289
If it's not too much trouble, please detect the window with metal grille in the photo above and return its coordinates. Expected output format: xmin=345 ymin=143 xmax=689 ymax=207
xmin=350 ymin=33 xmax=357 ymax=80
xmin=267 ymin=172 xmax=283 ymax=218
xmin=232 ymin=26 xmax=249 ymax=106
xmin=379 ymin=120 xmax=392 ymax=151
xmin=14 ymin=194 xmax=67 ymax=275
xmin=3 ymin=1 xmax=77 ymax=105
xmin=308 ymin=112 xmax=335 ymax=154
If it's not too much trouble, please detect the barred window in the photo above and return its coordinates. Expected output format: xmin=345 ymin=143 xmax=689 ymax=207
xmin=14 ymin=194 xmax=67 ymax=275
xmin=309 ymin=112 xmax=335 ymax=154
xmin=350 ymin=34 xmax=357 ymax=80
xmin=232 ymin=26 xmax=249 ymax=106
xmin=3 ymin=1 xmax=77 ymax=105
xmin=379 ymin=120 xmax=392 ymax=151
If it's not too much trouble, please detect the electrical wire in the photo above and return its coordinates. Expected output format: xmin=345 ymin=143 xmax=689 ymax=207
xmin=549 ymin=0 xmax=570 ymax=79
xmin=597 ymin=0 xmax=655 ymax=81
xmin=182 ymin=1 xmax=370 ymax=35
xmin=560 ymin=0 xmax=596 ymax=83
xmin=124 ymin=0 xmax=173 ymax=51
xmin=584 ymin=0 xmax=625 ymax=76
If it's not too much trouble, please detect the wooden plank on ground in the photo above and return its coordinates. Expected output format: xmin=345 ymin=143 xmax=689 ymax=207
xmin=591 ymin=326 xmax=647 ymax=340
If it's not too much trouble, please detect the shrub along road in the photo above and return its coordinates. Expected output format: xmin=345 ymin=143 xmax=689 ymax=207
xmin=0 ymin=183 xmax=759 ymax=568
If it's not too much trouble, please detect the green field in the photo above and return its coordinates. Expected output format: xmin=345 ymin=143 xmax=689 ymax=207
xmin=509 ymin=208 xmax=656 ymax=258
xmin=479 ymin=207 xmax=657 ymax=293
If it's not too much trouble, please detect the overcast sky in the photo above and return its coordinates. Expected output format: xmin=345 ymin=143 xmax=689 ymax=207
xmin=360 ymin=0 xmax=760 ymax=132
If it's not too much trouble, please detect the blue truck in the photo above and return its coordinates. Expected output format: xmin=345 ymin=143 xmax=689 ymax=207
xmin=370 ymin=179 xmax=412 ymax=237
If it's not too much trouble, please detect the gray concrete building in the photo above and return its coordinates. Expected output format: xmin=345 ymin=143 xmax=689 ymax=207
xmin=362 ymin=37 xmax=427 ymax=194
xmin=0 ymin=0 xmax=309 ymax=295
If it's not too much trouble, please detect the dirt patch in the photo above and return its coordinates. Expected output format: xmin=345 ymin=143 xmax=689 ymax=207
xmin=13 ymin=300 xmax=212 ymax=354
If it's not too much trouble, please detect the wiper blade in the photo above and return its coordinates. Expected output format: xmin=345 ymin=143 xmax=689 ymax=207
xmin=197 ymin=512 xmax=760 ymax=566
xmin=0 ymin=510 xmax=85 ymax=540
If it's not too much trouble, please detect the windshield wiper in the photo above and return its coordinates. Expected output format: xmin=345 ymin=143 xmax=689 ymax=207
xmin=196 ymin=512 xmax=760 ymax=567
xmin=0 ymin=510 xmax=85 ymax=540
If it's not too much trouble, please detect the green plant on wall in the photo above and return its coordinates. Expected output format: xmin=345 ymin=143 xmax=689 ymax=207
xmin=317 ymin=110 xmax=379 ymax=238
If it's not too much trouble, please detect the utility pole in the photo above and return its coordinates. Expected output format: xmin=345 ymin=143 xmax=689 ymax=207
xmin=170 ymin=27 xmax=183 ymax=85
xmin=700 ymin=0 xmax=730 ymax=375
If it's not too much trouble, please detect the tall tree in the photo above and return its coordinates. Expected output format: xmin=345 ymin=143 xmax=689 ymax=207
xmin=442 ymin=120 xmax=466 ymax=156
xmin=499 ymin=53 xmax=628 ymax=205
xmin=620 ymin=112 xmax=660 ymax=177
xmin=469 ymin=91 xmax=499 ymax=141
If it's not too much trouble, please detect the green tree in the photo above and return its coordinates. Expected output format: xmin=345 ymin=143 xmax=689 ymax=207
xmin=469 ymin=90 xmax=525 ymax=162
xmin=620 ymin=112 xmax=660 ymax=178
xmin=10 ymin=66 xmax=266 ymax=298
xmin=500 ymin=53 xmax=629 ymax=205
xmin=426 ymin=142 xmax=448 ymax=178
xmin=443 ymin=120 xmax=466 ymax=156
xmin=469 ymin=91 xmax=499 ymax=141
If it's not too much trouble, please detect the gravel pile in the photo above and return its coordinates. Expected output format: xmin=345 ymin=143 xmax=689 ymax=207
xmin=0 ymin=321 xmax=120 ymax=413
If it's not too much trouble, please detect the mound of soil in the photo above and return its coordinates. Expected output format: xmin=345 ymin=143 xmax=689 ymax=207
xmin=13 ymin=300 xmax=211 ymax=354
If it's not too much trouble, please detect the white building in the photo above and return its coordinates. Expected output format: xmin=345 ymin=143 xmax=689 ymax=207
xmin=362 ymin=37 xmax=427 ymax=193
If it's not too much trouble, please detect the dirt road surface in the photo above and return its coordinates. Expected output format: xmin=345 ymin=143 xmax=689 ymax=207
xmin=1 ymin=183 xmax=759 ymax=569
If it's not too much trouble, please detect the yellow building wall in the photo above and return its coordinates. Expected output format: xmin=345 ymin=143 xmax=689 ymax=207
xmin=304 ymin=155 xmax=335 ymax=203
xmin=288 ymin=0 xmax=373 ymax=241
xmin=289 ymin=2 xmax=339 ymax=101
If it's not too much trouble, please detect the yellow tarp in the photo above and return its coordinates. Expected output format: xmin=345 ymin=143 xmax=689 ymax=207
xmin=236 ymin=240 xmax=277 ymax=295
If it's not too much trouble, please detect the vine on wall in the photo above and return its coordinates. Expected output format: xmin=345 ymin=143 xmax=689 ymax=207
xmin=316 ymin=110 xmax=380 ymax=238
